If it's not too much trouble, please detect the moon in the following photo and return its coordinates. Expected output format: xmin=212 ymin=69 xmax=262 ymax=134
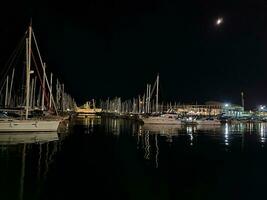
xmin=215 ymin=17 xmax=223 ymax=26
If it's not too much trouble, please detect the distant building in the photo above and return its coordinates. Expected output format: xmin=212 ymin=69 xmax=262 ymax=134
xmin=176 ymin=101 xmax=244 ymax=117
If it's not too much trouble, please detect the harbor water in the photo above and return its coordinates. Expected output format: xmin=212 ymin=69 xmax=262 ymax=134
xmin=1 ymin=116 xmax=267 ymax=200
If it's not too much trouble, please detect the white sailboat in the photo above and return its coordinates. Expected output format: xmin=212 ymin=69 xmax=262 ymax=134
xmin=0 ymin=23 xmax=61 ymax=132
xmin=141 ymin=114 xmax=182 ymax=125
xmin=140 ymin=74 xmax=183 ymax=125
xmin=195 ymin=118 xmax=221 ymax=125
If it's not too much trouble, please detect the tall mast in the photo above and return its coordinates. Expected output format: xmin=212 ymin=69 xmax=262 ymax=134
xmin=156 ymin=74 xmax=159 ymax=113
xmin=25 ymin=24 xmax=32 ymax=119
xmin=32 ymin=76 xmax=37 ymax=108
xmin=8 ymin=68 xmax=15 ymax=107
xmin=5 ymin=75 xmax=9 ymax=108
xmin=41 ymin=63 xmax=46 ymax=111
xmin=61 ymin=83 xmax=64 ymax=112
xmin=30 ymin=78 xmax=34 ymax=108
xmin=49 ymin=73 xmax=53 ymax=109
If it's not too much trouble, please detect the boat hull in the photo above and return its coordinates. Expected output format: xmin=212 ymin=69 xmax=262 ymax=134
xmin=0 ymin=132 xmax=58 ymax=144
xmin=195 ymin=120 xmax=221 ymax=125
xmin=0 ymin=120 xmax=61 ymax=132
xmin=142 ymin=118 xmax=182 ymax=125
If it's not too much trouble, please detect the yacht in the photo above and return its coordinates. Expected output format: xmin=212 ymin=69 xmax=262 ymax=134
xmin=141 ymin=114 xmax=182 ymax=125
xmin=195 ymin=117 xmax=221 ymax=125
xmin=0 ymin=23 xmax=61 ymax=132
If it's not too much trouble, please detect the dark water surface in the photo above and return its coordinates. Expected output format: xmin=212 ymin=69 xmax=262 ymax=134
xmin=1 ymin=116 xmax=267 ymax=200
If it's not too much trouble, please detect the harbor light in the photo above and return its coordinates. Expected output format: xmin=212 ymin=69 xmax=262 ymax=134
xmin=224 ymin=103 xmax=229 ymax=107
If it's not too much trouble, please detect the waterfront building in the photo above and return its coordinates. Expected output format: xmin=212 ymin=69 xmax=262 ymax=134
xmin=176 ymin=101 xmax=244 ymax=117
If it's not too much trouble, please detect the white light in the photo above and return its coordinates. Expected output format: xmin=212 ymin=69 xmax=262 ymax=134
xmin=225 ymin=103 xmax=229 ymax=107
xmin=216 ymin=18 xmax=223 ymax=26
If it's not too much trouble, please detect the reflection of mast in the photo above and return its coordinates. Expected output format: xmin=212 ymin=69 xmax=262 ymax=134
xmin=19 ymin=144 xmax=26 ymax=200
xmin=38 ymin=143 xmax=42 ymax=179
xmin=36 ymin=143 xmax=42 ymax=198
xmin=144 ymin=133 xmax=150 ymax=159
xmin=155 ymin=134 xmax=159 ymax=168
xmin=44 ymin=143 xmax=49 ymax=178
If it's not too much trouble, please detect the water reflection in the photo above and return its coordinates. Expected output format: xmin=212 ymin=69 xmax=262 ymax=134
xmin=76 ymin=117 xmax=267 ymax=154
xmin=2 ymin=117 xmax=267 ymax=199
xmin=74 ymin=116 xmax=101 ymax=135
xmin=0 ymin=132 xmax=61 ymax=200
xmin=0 ymin=132 xmax=58 ymax=145
xmin=135 ymin=122 xmax=267 ymax=167
xmin=76 ymin=117 xmax=267 ymax=168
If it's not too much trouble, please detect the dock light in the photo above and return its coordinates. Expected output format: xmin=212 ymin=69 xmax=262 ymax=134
xmin=224 ymin=103 xmax=229 ymax=107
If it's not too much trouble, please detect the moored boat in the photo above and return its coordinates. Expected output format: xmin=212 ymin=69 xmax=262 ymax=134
xmin=0 ymin=119 xmax=60 ymax=132
xmin=195 ymin=118 xmax=221 ymax=125
xmin=0 ymin=23 xmax=62 ymax=132
xmin=141 ymin=114 xmax=182 ymax=125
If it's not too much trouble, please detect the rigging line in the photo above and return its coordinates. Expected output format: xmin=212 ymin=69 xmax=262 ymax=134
xmin=0 ymin=78 xmax=7 ymax=96
xmin=32 ymin=29 xmax=58 ymax=115
xmin=150 ymin=77 xmax=157 ymax=98
xmin=0 ymin=32 xmax=27 ymax=88
xmin=31 ymin=51 xmax=50 ymax=107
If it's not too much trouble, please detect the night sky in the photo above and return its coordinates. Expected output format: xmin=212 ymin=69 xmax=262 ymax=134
xmin=1 ymin=0 xmax=267 ymax=109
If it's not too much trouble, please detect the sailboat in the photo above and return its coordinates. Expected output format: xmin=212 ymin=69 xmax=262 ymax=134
xmin=140 ymin=74 xmax=183 ymax=125
xmin=0 ymin=23 xmax=61 ymax=132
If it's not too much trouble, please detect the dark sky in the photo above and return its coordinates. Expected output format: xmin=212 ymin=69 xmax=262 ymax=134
xmin=1 ymin=0 xmax=267 ymax=109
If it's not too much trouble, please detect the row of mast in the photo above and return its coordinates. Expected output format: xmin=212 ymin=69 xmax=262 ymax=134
xmin=100 ymin=74 xmax=163 ymax=114
xmin=0 ymin=24 xmax=76 ymax=118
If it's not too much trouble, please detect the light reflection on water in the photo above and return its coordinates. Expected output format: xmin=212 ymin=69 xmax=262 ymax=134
xmin=2 ymin=117 xmax=267 ymax=199
xmin=82 ymin=117 xmax=267 ymax=168
xmin=0 ymin=132 xmax=61 ymax=200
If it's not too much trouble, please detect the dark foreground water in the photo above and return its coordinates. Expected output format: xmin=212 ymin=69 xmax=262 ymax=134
xmin=1 ymin=116 xmax=267 ymax=200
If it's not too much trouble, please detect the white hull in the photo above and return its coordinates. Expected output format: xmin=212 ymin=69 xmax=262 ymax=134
xmin=0 ymin=132 xmax=58 ymax=144
xmin=142 ymin=116 xmax=182 ymax=125
xmin=195 ymin=120 xmax=221 ymax=125
xmin=0 ymin=120 xmax=61 ymax=132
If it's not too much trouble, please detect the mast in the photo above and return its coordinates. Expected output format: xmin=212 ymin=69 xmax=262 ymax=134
xmin=8 ymin=68 xmax=15 ymax=107
xmin=56 ymin=79 xmax=59 ymax=108
xmin=5 ymin=75 xmax=9 ymax=108
xmin=145 ymin=84 xmax=149 ymax=113
xmin=156 ymin=74 xmax=159 ymax=113
xmin=61 ymin=83 xmax=64 ymax=112
xmin=49 ymin=73 xmax=53 ymax=109
xmin=32 ymin=76 xmax=37 ymax=108
xmin=149 ymin=84 xmax=151 ymax=113
xmin=30 ymin=78 xmax=34 ymax=108
xmin=25 ymin=24 xmax=32 ymax=119
xmin=41 ymin=63 xmax=46 ymax=111
xmin=32 ymin=30 xmax=58 ymax=115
